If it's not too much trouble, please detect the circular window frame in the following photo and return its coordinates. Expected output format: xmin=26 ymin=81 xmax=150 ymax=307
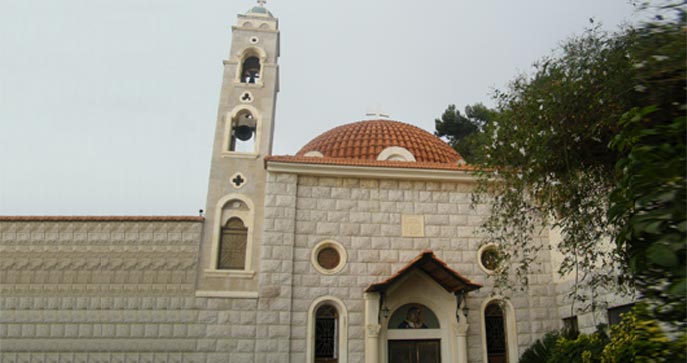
xmin=477 ymin=243 xmax=501 ymax=274
xmin=249 ymin=36 xmax=260 ymax=44
xmin=311 ymin=240 xmax=347 ymax=275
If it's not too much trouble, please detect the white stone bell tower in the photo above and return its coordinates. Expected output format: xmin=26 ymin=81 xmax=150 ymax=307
xmin=196 ymin=2 xmax=279 ymax=297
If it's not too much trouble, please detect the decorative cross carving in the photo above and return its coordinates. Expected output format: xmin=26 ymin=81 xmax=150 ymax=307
xmin=232 ymin=174 xmax=245 ymax=187
xmin=257 ymin=0 xmax=266 ymax=6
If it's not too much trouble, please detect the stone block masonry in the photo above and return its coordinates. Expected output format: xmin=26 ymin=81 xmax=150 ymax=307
xmin=279 ymin=175 xmax=560 ymax=363
xmin=0 ymin=174 xmax=573 ymax=363
xmin=0 ymin=218 xmax=258 ymax=362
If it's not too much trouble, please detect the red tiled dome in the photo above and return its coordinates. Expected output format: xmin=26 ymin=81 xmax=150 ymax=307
xmin=296 ymin=120 xmax=462 ymax=164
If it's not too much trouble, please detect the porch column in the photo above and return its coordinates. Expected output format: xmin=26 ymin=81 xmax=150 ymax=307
xmin=363 ymin=292 xmax=381 ymax=363
xmin=455 ymin=305 xmax=469 ymax=363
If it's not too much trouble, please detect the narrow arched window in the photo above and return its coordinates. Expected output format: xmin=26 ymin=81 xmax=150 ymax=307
xmin=485 ymin=302 xmax=507 ymax=363
xmin=241 ymin=56 xmax=261 ymax=84
xmin=218 ymin=217 xmax=247 ymax=269
xmin=315 ymin=304 xmax=339 ymax=363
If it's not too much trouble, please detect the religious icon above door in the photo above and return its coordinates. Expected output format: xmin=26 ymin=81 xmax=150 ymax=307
xmin=388 ymin=303 xmax=440 ymax=330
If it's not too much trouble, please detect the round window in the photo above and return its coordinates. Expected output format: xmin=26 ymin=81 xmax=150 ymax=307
xmin=311 ymin=240 xmax=347 ymax=275
xmin=317 ymin=247 xmax=340 ymax=270
xmin=478 ymin=244 xmax=501 ymax=273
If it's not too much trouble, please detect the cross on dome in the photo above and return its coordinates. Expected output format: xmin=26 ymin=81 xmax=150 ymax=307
xmin=365 ymin=104 xmax=389 ymax=119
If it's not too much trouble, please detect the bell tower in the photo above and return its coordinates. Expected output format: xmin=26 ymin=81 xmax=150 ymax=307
xmin=196 ymin=1 xmax=279 ymax=297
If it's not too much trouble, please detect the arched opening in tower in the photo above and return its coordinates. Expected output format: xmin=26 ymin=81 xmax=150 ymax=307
xmin=241 ymin=57 xmax=261 ymax=84
xmin=230 ymin=110 xmax=257 ymax=152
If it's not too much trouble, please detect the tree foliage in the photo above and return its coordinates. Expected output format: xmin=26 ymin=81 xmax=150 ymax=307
xmin=601 ymin=305 xmax=686 ymax=363
xmin=434 ymin=103 xmax=495 ymax=163
xmin=520 ymin=305 xmax=686 ymax=363
xmin=461 ymin=3 xmax=686 ymax=325
xmin=608 ymin=106 xmax=686 ymax=325
xmin=519 ymin=329 xmax=577 ymax=363
xmin=548 ymin=326 xmax=609 ymax=363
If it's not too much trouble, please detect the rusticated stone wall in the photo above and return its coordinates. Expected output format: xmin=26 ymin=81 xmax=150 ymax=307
xmin=0 ymin=217 xmax=257 ymax=363
xmin=257 ymin=174 xmax=561 ymax=363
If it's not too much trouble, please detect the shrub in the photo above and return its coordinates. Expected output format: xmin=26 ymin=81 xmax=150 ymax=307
xmin=547 ymin=326 xmax=609 ymax=363
xmin=601 ymin=306 xmax=687 ymax=363
xmin=518 ymin=331 xmax=562 ymax=363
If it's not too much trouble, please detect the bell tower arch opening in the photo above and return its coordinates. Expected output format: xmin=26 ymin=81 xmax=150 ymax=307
xmin=241 ymin=55 xmax=261 ymax=84
xmin=229 ymin=109 xmax=257 ymax=152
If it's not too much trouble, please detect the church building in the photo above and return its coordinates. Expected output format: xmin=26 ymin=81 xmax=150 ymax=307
xmin=0 ymin=3 xmax=631 ymax=363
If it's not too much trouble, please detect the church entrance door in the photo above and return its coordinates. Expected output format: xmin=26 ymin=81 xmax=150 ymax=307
xmin=388 ymin=340 xmax=441 ymax=363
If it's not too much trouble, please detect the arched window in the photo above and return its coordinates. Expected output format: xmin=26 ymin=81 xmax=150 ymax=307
xmin=315 ymin=304 xmax=339 ymax=363
xmin=377 ymin=146 xmax=416 ymax=162
xmin=484 ymin=302 xmax=507 ymax=363
xmin=241 ymin=56 xmax=261 ymax=84
xmin=229 ymin=110 xmax=257 ymax=152
xmin=307 ymin=297 xmax=348 ymax=363
xmin=218 ymin=217 xmax=247 ymax=270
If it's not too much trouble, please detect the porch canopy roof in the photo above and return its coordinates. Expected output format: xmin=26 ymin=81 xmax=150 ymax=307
xmin=365 ymin=249 xmax=482 ymax=294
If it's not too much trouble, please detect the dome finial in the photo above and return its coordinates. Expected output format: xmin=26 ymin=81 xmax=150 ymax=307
xmin=257 ymin=0 xmax=266 ymax=6
xmin=365 ymin=103 xmax=389 ymax=119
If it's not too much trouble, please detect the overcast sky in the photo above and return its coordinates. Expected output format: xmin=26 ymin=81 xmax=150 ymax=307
xmin=0 ymin=0 xmax=638 ymax=215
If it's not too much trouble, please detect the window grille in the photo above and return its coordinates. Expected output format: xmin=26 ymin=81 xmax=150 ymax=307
xmin=218 ymin=217 xmax=247 ymax=269
xmin=485 ymin=303 xmax=506 ymax=354
xmin=315 ymin=304 xmax=338 ymax=362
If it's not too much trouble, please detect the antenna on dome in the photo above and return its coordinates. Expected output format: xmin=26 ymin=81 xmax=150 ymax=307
xmin=365 ymin=103 xmax=389 ymax=119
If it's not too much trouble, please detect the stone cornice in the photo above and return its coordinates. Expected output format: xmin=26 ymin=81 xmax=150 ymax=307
xmin=266 ymin=160 xmax=479 ymax=183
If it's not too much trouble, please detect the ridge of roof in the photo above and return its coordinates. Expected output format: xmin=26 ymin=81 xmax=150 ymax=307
xmin=0 ymin=216 xmax=204 ymax=222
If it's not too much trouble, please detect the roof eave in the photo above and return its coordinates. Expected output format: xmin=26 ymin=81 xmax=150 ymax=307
xmin=266 ymin=159 xmax=479 ymax=183
xmin=365 ymin=250 xmax=482 ymax=294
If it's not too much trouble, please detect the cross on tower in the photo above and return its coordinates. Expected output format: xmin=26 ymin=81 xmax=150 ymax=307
xmin=257 ymin=0 xmax=266 ymax=6
xmin=232 ymin=174 xmax=245 ymax=187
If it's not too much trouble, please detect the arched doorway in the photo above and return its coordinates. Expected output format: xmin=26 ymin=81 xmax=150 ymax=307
xmin=387 ymin=303 xmax=441 ymax=363
xmin=365 ymin=251 xmax=482 ymax=363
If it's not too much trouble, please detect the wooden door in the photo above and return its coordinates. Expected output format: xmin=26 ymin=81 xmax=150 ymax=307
xmin=388 ymin=340 xmax=440 ymax=363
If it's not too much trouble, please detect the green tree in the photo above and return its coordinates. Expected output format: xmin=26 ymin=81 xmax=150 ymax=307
xmin=434 ymin=103 xmax=496 ymax=163
xmin=469 ymin=3 xmax=686 ymax=326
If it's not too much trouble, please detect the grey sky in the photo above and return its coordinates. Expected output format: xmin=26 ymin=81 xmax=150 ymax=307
xmin=0 ymin=0 xmax=637 ymax=215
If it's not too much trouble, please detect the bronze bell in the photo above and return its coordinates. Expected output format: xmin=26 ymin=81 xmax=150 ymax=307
xmin=234 ymin=125 xmax=254 ymax=141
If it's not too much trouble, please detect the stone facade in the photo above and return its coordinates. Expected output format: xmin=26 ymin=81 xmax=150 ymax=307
xmin=0 ymin=175 xmax=572 ymax=363
xmin=260 ymin=173 xmax=563 ymax=363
